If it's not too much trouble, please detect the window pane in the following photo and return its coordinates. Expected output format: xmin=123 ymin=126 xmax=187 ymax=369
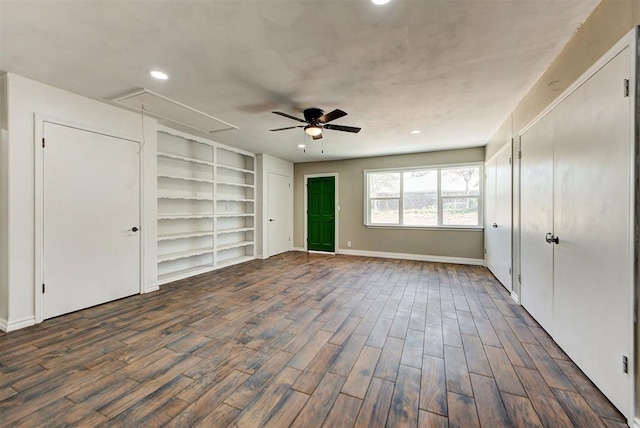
xmin=442 ymin=198 xmax=479 ymax=225
xmin=403 ymin=170 xmax=437 ymax=226
xmin=441 ymin=167 xmax=480 ymax=197
xmin=369 ymin=172 xmax=400 ymax=198
xmin=370 ymin=199 xmax=399 ymax=224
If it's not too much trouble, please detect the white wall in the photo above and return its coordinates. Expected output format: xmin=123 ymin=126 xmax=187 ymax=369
xmin=256 ymin=154 xmax=293 ymax=258
xmin=2 ymin=73 xmax=158 ymax=331
xmin=0 ymin=74 xmax=8 ymax=328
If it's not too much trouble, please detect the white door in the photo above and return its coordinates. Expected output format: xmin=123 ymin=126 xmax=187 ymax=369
xmin=551 ymin=48 xmax=631 ymax=414
xmin=267 ymin=172 xmax=291 ymax=257
xmin=520 ymin=113 xmax=554 ymax=332
xmin=43 ymin=123 xmax=140 ymax=319
xmin=494 ymin=146 xmax=512 ymax=290
xmin=485 ymin=157 xmax=497 ymax=272
xmin=485 ymin=144 xmax=512 ymax=291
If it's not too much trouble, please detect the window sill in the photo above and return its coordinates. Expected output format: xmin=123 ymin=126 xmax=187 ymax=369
xmin=365 ymin=224 xmax=484 ymax=232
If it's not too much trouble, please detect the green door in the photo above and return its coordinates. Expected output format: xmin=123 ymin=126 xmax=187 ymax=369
xmin=307 ymin=176 xmax=335 ymax=252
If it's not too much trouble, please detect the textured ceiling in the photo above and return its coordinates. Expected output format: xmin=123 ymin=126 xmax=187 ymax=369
xmin=0 ymin=0 xmax=600 ymax=162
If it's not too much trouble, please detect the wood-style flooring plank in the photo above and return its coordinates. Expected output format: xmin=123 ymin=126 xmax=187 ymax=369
xmin=341 ymin=345 xmax=381 ymax=399
xmin=387 ymin=365 xmax=421 ymax=427
xmin=322 ymin=393 xmax=362 ymax=427
xmin=484 ymin=345 xmax=526 ymax=397
xmin=501 ymin=391 xmax=544 ymax=427
xmin=292 ymin=372 xmax=344 ymax=427
xmin=419 ymin=355 xmax=447 ymax=416
xmin=353 ymin=377 xmax=394 ymax=428
xmin=447 ymin=391 xmax=480 ymax=428
xmin=469 ymin=373 xmax=510 ymax=427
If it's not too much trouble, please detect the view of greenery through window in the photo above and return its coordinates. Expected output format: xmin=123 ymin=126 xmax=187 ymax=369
xmin=367 ymin=165 xmax=481 ymax=227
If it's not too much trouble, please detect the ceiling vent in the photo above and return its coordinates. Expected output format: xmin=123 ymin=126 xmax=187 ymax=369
xmin=112 ymin=89 xmax=237 ymax=133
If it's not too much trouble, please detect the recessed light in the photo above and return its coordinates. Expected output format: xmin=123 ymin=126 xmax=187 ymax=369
xmin=410 ymin=130 xmax=421 ymax=134
xmin=298 ymin=144 xmax=306 ymax=148
xmin=372 ymin=0 xmax=391 ymax=5
xmin=150 ymin=70 xmax=169 ymax=80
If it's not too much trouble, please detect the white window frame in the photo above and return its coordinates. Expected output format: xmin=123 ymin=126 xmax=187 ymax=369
xmin=364 ymin=162 xmax=483 ymax=230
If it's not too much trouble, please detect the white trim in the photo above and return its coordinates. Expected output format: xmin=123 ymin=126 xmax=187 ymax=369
xmin=303 ymin=173 xmax=339 ymax=252
xmin=34 ymin=114 xmax=144 ymax=324
xmin=293 ymin=247 xmax=306 ymax=252
xmin=336 ymin=248 xmax=485 ymax=266
xmin=308 ymin=250 xmax=335 ymax=255
xmin=0 ymin=316 xmax=36 ymax=332
xmin=485 ymin=139 xmax=513 ymax=165
xmin=510 ymin=292 xmax=519 ymax=304
xmin=143 ymin=285 xmax=160 ymax=293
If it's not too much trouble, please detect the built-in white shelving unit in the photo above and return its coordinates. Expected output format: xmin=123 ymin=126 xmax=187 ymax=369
xmin=157 ymin=126 xmax=255 ymax=285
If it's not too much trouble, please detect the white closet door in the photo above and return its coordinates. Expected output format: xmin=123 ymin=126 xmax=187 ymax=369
xmin=520 ymin=114 xmax=554 ymax=332
xmin=493 ymin=146 xmax=512 ymax=290
xmin=43 ymin=123 xmax=140 ymax=319
xmin=267 ymin=172 xmax=291 ymax=257
xmin=484 ymin=158 xmax=497 ymax=273
xmin=552 ymin=47 xmax=631 ymax=413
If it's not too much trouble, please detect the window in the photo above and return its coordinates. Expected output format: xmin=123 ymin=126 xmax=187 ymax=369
xmin=365 ymin=164 xmax=482 ymax=228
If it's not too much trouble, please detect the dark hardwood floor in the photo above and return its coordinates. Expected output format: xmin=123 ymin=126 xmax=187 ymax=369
xmin=0 ymin=252 xmax=627 ymax=427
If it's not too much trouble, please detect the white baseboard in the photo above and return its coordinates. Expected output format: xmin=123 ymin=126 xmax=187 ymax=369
xmin=308 ymin=250 xmax=335 ymax=255
xmin=293 ymin=247 xmax=306 ymax=252
xmin=336 ymin=248 xmax=485 ymax=266
xmin=143 ymin=284 xmax=160 ymax=293
xmin=0 ymin=316 xmax=36 ymax=332
xmin=510 ymin=291 xmax=519 ymax=304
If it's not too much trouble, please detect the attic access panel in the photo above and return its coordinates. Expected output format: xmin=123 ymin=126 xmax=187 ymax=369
xmin=113 ymin=89 xmax=237 ymax=134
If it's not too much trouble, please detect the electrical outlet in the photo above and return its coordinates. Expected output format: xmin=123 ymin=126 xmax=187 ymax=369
xmin=347 ymin=241 xmax=352 ymax=247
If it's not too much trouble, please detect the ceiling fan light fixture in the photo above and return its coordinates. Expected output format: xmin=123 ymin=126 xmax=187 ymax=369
xmin=304 ymin=125 xmax=322 ymax=137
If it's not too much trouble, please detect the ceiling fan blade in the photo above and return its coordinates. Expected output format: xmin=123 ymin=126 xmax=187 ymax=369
xmin=272 ymin=111 xmax=307 ymax=123
xmin=323 ymin=123 xmax=361 ymax=133
xmin=312 ymin=133 xmax=323 ymax=140
xmin=318 ymin=109 xmax=347 ymax=123
xmin=269 ymin=126 xmax=304 ymax=131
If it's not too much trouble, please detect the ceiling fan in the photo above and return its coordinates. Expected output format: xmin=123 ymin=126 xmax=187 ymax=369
xmin=270 ymin=108 xmax=361 ymax=140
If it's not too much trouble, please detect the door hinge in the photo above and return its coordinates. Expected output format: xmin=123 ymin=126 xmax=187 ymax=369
xmin=623 ymin=355 xmax=628 ymax=373
xmin=42 ymin=283 xmax=45 ymax=294
xmin=508 ymin=267 xmax=512 ymax=275
xmin=518 ymin=150 xmax=522 ymax=159
xmin=508 ymin=157 xmax=512 ymax=165
xmin=484 ymin=248 xmax=487 ymax=254
xmin=289 ymin=237 xmax=291 ymax=242
xmin=42 ymin=138 xmax=45 ymax=148
xmin=517 ymin=274 xmax=521 ymax=283
xmin=624 ymin=79 xmax=630 ymax=97
xmin=289 ymin=183 xmax=291 ymax=188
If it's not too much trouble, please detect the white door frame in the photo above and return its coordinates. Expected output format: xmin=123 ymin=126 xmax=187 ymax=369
xmin=34 ymin=114 xmax=143 ymax=324
xmin=303 ymin=173 xmax=339 ymax=253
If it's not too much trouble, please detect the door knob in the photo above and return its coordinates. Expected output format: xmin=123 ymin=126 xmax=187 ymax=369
xmin=492 ymin=223 xmax=498 ymax=228
xmin=269 ymin=219 xmax=275 ymax=222
xmin=545 ymin=233 xmax=559 ymax=244
xmin=130 ymin=226 xmax=139 ymax=232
